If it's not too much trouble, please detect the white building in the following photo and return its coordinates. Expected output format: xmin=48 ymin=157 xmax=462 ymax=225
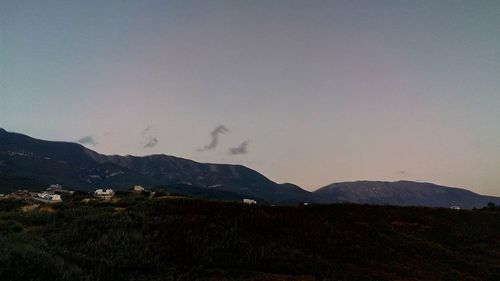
xmin=242 ymin=198 xmax=257 ymax=204
xmin=133 ymin=185 xmax=145 ymax=192
xmin=33 ymin=192 xmax=62 ymax=203
xmin=94 ymin=189 xmax=115 ymax=197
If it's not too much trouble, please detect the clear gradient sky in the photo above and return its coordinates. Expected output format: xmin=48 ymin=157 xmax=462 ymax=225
xmin=1 ymin=0 xmax=499 ymax=194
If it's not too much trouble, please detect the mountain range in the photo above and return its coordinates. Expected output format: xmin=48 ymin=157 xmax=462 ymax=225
xmin=0 ymin=128 xmax=498 ymax=208
xmin=315 ymin=181 xmax=500 ymax=209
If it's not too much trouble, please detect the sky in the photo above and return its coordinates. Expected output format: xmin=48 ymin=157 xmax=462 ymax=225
xmin=1 ymin=0 xmax=499 ymax=194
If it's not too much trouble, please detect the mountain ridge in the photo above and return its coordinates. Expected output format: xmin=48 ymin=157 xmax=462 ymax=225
xmin=0 ymin=128 xmax=312 ymax=203
xmin=314 ymin=180 xmax=500 ymax=209
xmin=1 ymin=128 xmax=499 ymax=208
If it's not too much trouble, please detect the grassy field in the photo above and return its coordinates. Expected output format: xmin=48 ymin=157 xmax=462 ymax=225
xmin=1 ymin=196 xmax=500 ymax=281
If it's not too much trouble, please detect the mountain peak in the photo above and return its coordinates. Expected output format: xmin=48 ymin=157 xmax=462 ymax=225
xmin=1 ymin=129 xmax=498 ymax=208
xmin=314 ymin=180 xmax=499 ymax=208
xmin=0 ymin=129 xmax=312 ymax=203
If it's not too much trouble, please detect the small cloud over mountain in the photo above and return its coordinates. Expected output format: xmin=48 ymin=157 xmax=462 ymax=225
xmin=229 ymin=140 xmax=250 ymax=155
xmin=198 ymin=125 xmax=229 ymax=152
xmin=142 ymin=125 xmax=152 ymax=135
xmin=77 ymin=135 xmax=97 ymax=145
xmin=143 ymin=136 xmax=158 ymax=149
xmin=141 ymin=125 xmax=158 ymax=149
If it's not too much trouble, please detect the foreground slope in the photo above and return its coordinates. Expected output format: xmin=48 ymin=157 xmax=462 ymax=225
xmin=315 ymin=180 xmax=500 ymax=208
xmin=2 ymin=198 xmax=500 ymax=281
xmin=0 ymin=128 xmax=311 ymax=203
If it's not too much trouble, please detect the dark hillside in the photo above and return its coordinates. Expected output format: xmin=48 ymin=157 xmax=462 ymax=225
xmin=1 ymin=129 xmax=499 ymax=207
xmin=0 ymin=129 xmax=311 ymax=202
xmin=1 ymin=198 xmax=500 ymax=280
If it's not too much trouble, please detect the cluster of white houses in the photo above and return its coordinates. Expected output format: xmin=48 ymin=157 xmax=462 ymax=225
xmin=94 ymin=188 xmax=115 ymax=198
xmin=32 ymin=192 xmax=62 ymax=203
xmin=28 ymin=185 xmax=118 ymax=203
xmin=27 ymin=185 xmax=155 ymax=202
xmin=22 ymin=184 xmax=260 ymax=205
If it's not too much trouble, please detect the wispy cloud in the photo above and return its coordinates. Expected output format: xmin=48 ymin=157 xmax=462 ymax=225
xmin=144 ymin=136 xmax=158 ymax=148
xmin=77 ymin=135 xmax=97 ymax=145
xmin=198 ymin=125 xmax=229 ymax=152
xmin=142 ymin=125 xmax=152 ymax=135
xmin=229 ymin=140 xmax=250 ymax=155
xmin=141 ymin=125 xmax=158 ymax=149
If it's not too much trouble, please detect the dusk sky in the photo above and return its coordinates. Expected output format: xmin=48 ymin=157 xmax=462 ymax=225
xmin=1 ymin=1 xmax=499 ymax=194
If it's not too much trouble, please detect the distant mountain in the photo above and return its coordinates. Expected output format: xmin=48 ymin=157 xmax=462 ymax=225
xmin=0 ymin=128 xmax=312 ymax=203
xmin=1 ymin=128 xmax=499 ymax=208
xmin=314 ymin=180 xmax=500 ymax=209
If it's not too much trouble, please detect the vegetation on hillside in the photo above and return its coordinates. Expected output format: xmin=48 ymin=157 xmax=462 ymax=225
xmin=1 ymin=196 xmax=500 ymax=281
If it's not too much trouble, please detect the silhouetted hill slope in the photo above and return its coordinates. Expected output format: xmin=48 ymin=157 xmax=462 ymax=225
xmin=314 ymin=180 xmax=500 ymax=208
xmin=2 ymin=128 xmax=499 ymax=208
xmin=3 ymin=198 xmax=500 ymax=280
xmin=0 ymin=128 xmax=311 ymax=203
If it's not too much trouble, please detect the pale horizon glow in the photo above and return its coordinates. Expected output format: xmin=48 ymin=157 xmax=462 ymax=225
xmin=1 ymin=1 xmax=499 ymax=195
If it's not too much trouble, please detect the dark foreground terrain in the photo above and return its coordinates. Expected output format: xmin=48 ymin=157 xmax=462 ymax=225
xmin=1 ymin=196 xmax=500 ymax=281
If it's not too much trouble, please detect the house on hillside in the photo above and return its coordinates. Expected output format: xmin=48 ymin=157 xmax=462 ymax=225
xmin=94 ymin=189 xmax=115 ymax=198
xmin=243 ymin=198 xmax=257 ymax=204
xmin=32 ymin=192 xmax=62 ymax=203
xmin=132 ymin=185 xmax=145 ymax=192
